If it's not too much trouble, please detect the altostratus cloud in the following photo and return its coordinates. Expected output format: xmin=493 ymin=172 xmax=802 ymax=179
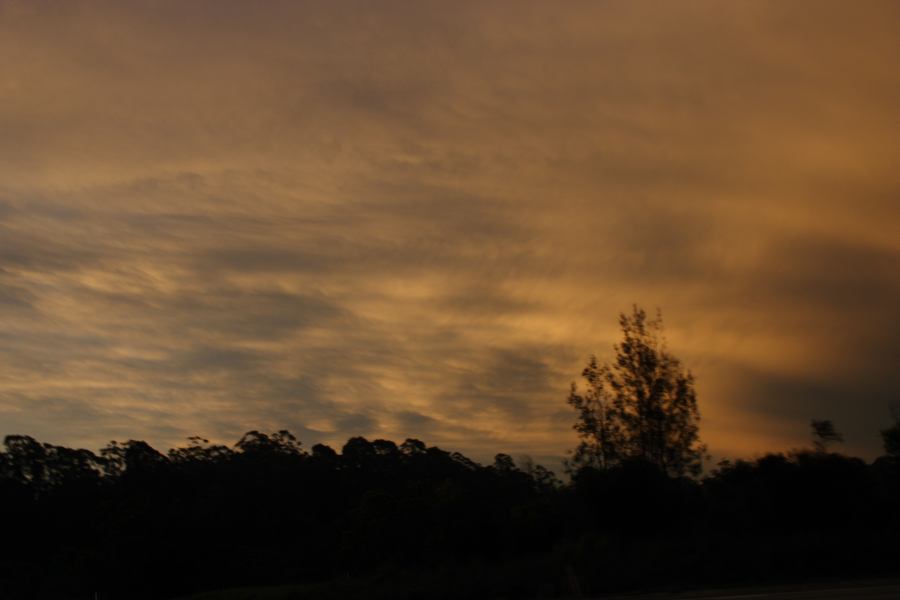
xmin=0 ymin=0 xmax=898 ymax=462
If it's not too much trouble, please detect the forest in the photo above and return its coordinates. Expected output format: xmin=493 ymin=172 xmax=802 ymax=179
xmin=1 ymin=425 xmax=899 ymax=599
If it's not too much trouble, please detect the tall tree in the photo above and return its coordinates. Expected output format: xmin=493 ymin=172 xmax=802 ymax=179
xmin=567 ymin=356 xmax=622 ymax=471
xmin=882 ymin=406 xmax=900 ymax=459
xmin=810 ymin=419 xmax=843 ymax=453
xmin=568 ymin=306 xmax=705 ymax=476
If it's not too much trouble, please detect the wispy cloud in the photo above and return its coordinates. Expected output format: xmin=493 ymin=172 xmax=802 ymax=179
xmin=1 ymin=1 xmax=897 ymax=462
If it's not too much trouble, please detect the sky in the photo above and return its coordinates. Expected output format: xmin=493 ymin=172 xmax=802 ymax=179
xmin=1 ymin=0 xmax=898 ymax=466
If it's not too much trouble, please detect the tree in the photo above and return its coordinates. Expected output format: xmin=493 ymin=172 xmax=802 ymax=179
xmin=881 ymin=406 xmax=900 ymax=459
xmin=235 ymin=429 xmax=306 ymax=456
xmin=810 ymin=419 xmax=843 ymax=453
xmin=168 ymin=436 xmax=233 ymax=463
xmin=567 ymin=356 xmax=622 ymax=471
xmin=567 ymin=306 xmax=705 ymax=476
xmin=100 ymin=440 xmax=168 ymax=477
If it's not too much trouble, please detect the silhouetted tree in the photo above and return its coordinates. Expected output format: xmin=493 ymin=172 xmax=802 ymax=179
xmin=568 ymin=306 xmax=705 ymax=476
xmin=168 ymin=436 xmax=233 ymax=463
xmin=567 ymin=356 xmax=622 ymax=470
xmin=2 ymin=435 xmax=103 ymax=492
xmin=400 ymin=438 xmax=427 ymax=456
xmin=493 ymin=453 xmax=517 ymax=473
xmin=517 ymin=455 xmax=562 ymax=490
xmin=3 ymin=435 xmax=48 ymax=487
xmin=372 ymin=438 xmax=400 ymax=458
xmin=100 ymin=439 xmax=167 ymax=477
xmin=2 ymin=423 xmax=898 ymax=599
xmin=235 ymin=429 xmax=306 ymax=456
xmin=342 ymin=436 xmax=376 ymax=468
xmin=882 ymin=407 xmax=900 ymax=459
xmin=810 ymin=419 xmax=843 ymax=453
xmin=450 ymin=451 xmax=480 ymax=470
xmin=312 ymin=442 xmax=339 ymax=462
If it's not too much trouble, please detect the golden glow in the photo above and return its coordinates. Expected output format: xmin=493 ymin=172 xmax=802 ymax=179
xmin=0 ymin=1 xmax=898 ymax=462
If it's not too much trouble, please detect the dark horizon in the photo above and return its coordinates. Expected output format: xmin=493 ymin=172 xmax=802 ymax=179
xmin=2 ymin=1 xmax=899 ymax=470
xmin=2 ymin=421 xmax=899 ymax=599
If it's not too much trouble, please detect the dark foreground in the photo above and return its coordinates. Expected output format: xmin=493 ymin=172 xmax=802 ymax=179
xmin=177 ymin=579 xmax=900 ymax=600
xmin=707 ymin=584 xmax=900 ymax=599
xmin=620 ymin=580 xmax=900 ymax=600
xmin=2 ymin=432 xmax=899 ymax=599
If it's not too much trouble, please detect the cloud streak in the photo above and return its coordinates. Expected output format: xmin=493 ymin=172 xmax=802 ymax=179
xmin=0 ymin=1 xmax=898 ymax=463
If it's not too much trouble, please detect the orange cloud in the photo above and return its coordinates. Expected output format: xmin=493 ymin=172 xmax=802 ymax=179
xmin=1 ymin=1 xmax=897 ymax=465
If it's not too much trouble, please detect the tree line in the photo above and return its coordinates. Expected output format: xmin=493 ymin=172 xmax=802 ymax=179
xmin=1 ymin=307 xmax=898 ymax=599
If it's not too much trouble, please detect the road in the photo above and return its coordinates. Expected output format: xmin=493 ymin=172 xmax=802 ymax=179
xmin=603 ymin=581 xmax=900 ymax=600
xmin=686 ymin=584 xmax=900 ymax=599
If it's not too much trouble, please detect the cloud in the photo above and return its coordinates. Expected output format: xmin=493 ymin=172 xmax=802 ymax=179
xmin=0 ymin=1 xmax=897 ymax=463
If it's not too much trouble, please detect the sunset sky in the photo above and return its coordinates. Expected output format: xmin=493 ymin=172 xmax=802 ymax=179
xmin=1 ymin=1 xmax=898 ymax=466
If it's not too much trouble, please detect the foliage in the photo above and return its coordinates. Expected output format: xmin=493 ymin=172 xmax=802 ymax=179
xmin=882 ymin=406 xmax=900 ymax=458
xmin=0 ymin=427 xmax=898 ymax=599
xmin=810 ymin=419 xmax=844 ymax=453
xmin=568 ymin=306 xmax=705 ymax=476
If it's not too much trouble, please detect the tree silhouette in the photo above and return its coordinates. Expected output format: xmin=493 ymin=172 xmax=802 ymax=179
xmin=882 ymin=407 xmax=900 ymax=458
xmin=568 ymin=306 xmax=705 ymax=476
xmin=810 ymin=419 xmax=843 ymax=453
xmin=0 ymin=425 xmax=899 ymax=598
xmin=567 ymin=356 xmax=622 ymax=470
xmin=235 ymin=429 xmax=306 ymax=456
xmin=99 ymin=439 xmax=167 ymax=477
